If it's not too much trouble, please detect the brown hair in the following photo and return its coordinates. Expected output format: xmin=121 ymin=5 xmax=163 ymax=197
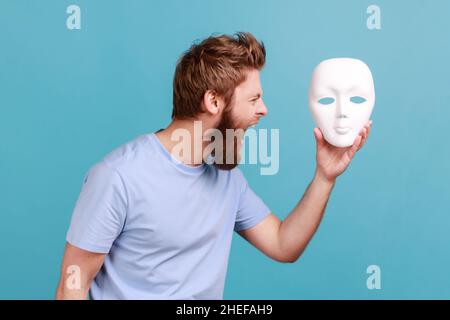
xmin=172 ymin=32 xmax=266 ymax=119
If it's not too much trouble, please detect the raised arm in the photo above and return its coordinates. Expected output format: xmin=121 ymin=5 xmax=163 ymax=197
xmin=239 ymin=121 xmax=372 ymax=263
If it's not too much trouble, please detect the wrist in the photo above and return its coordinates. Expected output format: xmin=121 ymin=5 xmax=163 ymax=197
xmin=314 ymin=169 xmax=336 ymax=186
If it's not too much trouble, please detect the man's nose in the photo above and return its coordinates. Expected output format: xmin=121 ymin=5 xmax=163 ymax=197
xmin=257 ymin=100 xmax=268 ymax=117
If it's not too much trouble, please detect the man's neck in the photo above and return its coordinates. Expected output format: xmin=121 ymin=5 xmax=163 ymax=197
xmin=155 ymin=118 xmax=213 ymax=167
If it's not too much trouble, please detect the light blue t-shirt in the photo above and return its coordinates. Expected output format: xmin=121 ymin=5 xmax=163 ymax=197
xmin=66 ymin=131 xmax=271 ymax=300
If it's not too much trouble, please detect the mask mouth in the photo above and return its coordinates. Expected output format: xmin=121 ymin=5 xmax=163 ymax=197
xmin=334 ymin=126 xmax=351 ymax=135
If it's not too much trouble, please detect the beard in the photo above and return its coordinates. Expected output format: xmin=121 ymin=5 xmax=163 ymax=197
xmin=209 ymin=107 xmax=245 ymax=171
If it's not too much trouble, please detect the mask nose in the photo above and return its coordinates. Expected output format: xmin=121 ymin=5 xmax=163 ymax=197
xmin=336 ymin=95 xmax=350 ymax=120
xmin=335 ymin=95 xmax=351 ymax=126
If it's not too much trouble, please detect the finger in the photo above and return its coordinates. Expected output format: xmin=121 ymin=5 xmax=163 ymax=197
xmin=358 ymin=123 xmax=372 ymax=151
xmin=362 ymin=126 xmax=368 ymax=140
xmin=363 ymin=120 xmax=371 ymax=134
xmin=363 ymin=127 xmax=368 ymax=140
xmin=346 ymin=134 xmax=362 ymax=161
xmin=357 ymin=129 xmax=367 ymax=151
xmin=352 ymin=134 xmax=362 ymax=152
xmin=313 ymin=127 xmax=325 ymax=146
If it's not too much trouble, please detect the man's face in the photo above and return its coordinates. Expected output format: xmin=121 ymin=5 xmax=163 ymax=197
xmin=213 ymin=69 xmax=268 ymax=170
xmin=309 ymin=58 xmax=375 ymax=147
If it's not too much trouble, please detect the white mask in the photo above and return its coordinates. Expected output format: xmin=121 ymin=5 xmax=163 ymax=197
xmin=308 ymin=58 xmax=375 ymax=147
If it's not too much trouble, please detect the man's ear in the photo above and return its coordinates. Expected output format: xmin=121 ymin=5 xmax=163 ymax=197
xmin=203 ymin=90 xmax=223 ymax=116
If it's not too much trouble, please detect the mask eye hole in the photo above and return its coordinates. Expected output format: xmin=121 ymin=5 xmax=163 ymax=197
xmin=350 ymin=96 xmax=367 ymax=104
xmin=318 ymin=97 xmax=335 ymax=105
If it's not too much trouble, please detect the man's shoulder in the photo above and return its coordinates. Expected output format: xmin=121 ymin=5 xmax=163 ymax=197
xmin=100 ymin=133 xmax=155 ymax=172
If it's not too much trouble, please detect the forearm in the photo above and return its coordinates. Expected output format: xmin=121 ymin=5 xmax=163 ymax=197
xmin=55 ymin=281 xmax=89 ymax=300
xmin=278 ymin=170 xmax=335 ymax=262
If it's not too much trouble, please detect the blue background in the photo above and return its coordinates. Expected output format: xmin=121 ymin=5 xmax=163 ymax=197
xmin=1 ymin=0 xmax=449 ymax=299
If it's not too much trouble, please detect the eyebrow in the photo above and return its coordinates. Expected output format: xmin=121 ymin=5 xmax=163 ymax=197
xmin=249 ymin=93 xmax=262 ymax=100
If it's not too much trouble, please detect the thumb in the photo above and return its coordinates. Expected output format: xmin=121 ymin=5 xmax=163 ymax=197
xmin=313 ymin=127 xmax=324 ymax=145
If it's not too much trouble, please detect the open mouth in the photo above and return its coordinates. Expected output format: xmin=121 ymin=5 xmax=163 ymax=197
xmin=245 ymin=122 xmax=258 ymax=130
xmin=334 ymin=126 xmax=351 ymax=134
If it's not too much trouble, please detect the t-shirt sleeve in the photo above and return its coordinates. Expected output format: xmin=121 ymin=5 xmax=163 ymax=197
xmin=66 ymin=161 xmax=128 ymax=254
xmin=234 ymin=169 xmax=271 ymax=232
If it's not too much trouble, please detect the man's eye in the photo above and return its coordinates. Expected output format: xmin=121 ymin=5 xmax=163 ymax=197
xmin=350 ymin=96 xmax=367 ymax=104
xmin=318 ymin=97 xmax=335 ymax=105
